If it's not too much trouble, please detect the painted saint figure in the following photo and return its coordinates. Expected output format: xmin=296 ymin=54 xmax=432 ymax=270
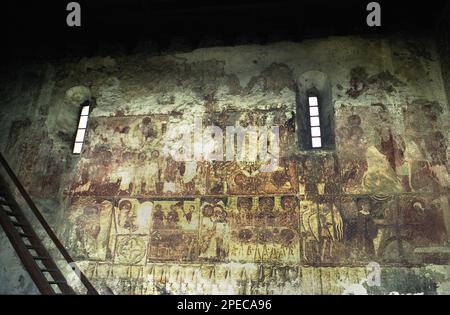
xmin=75 ymin=205 xmax=101 ymax=258
xmin=355 ymin=198 xmax=378 ymax=258
xmin=117 ymin=200 xmax=138 ymax=233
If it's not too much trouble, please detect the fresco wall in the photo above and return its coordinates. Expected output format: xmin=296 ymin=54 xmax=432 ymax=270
xmin=1 ymin=36 xmax=450 ymax=294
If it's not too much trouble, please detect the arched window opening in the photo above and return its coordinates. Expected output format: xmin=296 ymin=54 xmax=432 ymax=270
xmin=73 ymin=102 xmax=91 ymax=154
xmin=296 ymin=71 xmax=335 ymax=151
xmin=308 ymin=95 xmax=322 ymax=148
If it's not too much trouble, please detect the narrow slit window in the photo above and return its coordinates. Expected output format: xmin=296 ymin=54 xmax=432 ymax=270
xmin=308 ymin=96 xmax=322 ymax=148
xmin=73 ymin=105 xmax=90 ymax=154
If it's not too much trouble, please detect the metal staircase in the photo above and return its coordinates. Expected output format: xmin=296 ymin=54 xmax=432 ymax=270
xmin=0 ymin=152 xmax=98 ymax=295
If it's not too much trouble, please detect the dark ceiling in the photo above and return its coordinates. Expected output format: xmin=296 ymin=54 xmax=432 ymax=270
xmin=2 ymin=0 xmax=450 ymax=61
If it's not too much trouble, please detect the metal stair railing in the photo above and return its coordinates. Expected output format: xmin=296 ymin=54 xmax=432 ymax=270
xmin=0 ymin=151 xmax=98 ymax=295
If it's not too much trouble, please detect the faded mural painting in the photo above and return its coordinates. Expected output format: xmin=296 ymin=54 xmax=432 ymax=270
xmin=62 ymin=96 xmax=449 ymax=294
xmin=4 ymin=39 xmax=433 ymax=294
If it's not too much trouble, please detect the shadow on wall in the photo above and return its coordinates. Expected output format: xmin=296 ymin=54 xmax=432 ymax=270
xmin=296 ymin=71 xmax=335 ymax=151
